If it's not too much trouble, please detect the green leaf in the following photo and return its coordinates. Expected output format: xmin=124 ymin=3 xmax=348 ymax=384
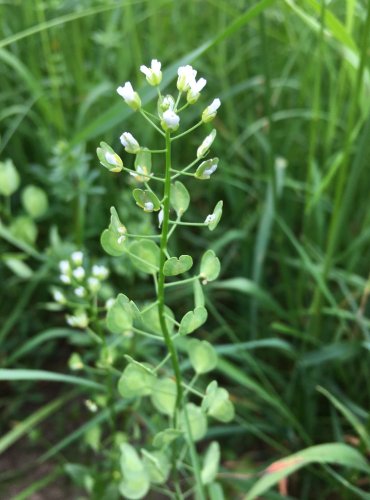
xmin=118 ymin=363 xmax=156 ymax=398
xmin=163 ymin=255 xmax=193 ymax=276
xmin=142 ymin=449 xmax=170 ymax=485
xmin=179 ymin=306 xmax=208 ymax=335
xmin=200 ymin=249 xmax=221 ymax=283
xmin=202 ymin=381 xmax=234 ymax=423
xmin=153 ymin=428 xmax=182 ymax=449
xmin=129 ymin=240 xmax=160 ymax=273
xmin=0 ymin=369 xmax=103 ymax=390
xmin=21 ymin=185 xmax=48 ymax=219
xmin=0 ymin=159 xmax=20 ymax=196
xmin=97 ymin=141 xmax=123 ymax=172
xmin=151 ymin=378 xmax=177 ymax=416
xmin=100 ymin=206 xmax=127 ymax=256
xmin=9 ymin=216 xmax=37 ymax=245
xmin=3 ymin=255 xmax=33 ymax=279
xmin=245 ymin=443 xmax=370 ymax=500
xmin=181 ymin=403 xmax=207 ymax=442
xmin=188 ymin=339 xmax=218 ymax=374
xmin=171 ymin=181 xmax=190 ymax=216
xmin=132 ymin=188 xmax=161 ymax=212
xmin=106 ymin=293 xmax=133 ymax=333
xmin=195 ymin=158 xmax=219 ymax=180
xmin=119 ymin=443 xmax=150 ymax=499
xmin=206 ymin=200 xmax=223 ymax=231
xmin=201 ymin=441 xmax=220 ymax=485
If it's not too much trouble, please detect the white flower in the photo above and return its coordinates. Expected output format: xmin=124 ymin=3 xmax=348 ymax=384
xmin=60 ymin=274 xmax=71 ymax=284
xmin=74 ymin=286 xmax=86 ymax=298
xmin=187 ymin=77 xmax=207 ymax=104
xmin=52 ymin=289 xmax=66 ymax=304
xmin=71 ymin=251 xmax=84 ymax=266
xmin=66 ymin=310 xmax=89 ymax=329
xmin=158 ymin=209 xmax=164 ymax=228
xmin=202 ymin=98 xmax=221 ymax=123
xmin=88 ymin=277 xmax=100 ymax=293
xmin=72 ymin=266 xmax=85 ymax=281
xmin=59 ymin=260 xmax=70 ymax=274
xmin=161 ymin=109 xmax=180 ymax=131
xmin=92 ymin=265 xmax=109 ymax=280
xmin=140 ymin=59 xmax=162 ymax=86
xmin=105 ymin=298 xmax=115 ymax=310
xmin=197 ymin=129 xmax=217 ymax=158
xmin=116 ymin=81 xmax=141 ymax=110
xmin=204 ymin=214 xmax=216 ymax=225
xmin=144 ymin=201 xmax=154 ymax=212
xmin=177 ymin=65 xmax=197 ymax=92
xmin=120 ymin=132 xmax=140 ymax=154
xmin=85 ymin=399 xmax=98 ymax=412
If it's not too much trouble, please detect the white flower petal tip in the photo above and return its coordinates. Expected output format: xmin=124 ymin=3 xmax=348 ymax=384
xmin=72 ymin=266 xmax=85 ymax=281
xmin=144 ymin=201 xmax=154 ymax=212
xmin=197 ymin=129 xmax=217 ymax=159
xmin=202 ymin=98 xmax=221 ymax=122
xmin=119 ymin=132 xmax=140 ymax=154
xmin=116 ymin=81 xmax=141 ymax=110
xmin=187 ymin=77 xmax=207 ymax=104
xmin=71 ymin=251 xmax=84 ymax=266
xmin=161 ymin=109 xmax=180 ymax=131
xmin=177 ymin=65 xmax=197 ymax=92
xmin=140 ymin=59 xmax=162 ymax=86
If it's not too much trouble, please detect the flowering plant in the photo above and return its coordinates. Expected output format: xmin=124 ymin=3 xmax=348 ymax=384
xmin=54 ymin=59 xmax=232 ymax=498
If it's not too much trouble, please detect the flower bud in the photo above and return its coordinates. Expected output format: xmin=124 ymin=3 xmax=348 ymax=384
xmin=116 ymin=81 xmax=141 ymax=110
xmin=72 ymin=266 xmax=85 ymax=281
xmin=161 ymin=109 xmax=180 ymax=131
xmin=66 ymin=310 xmax=89 ymax=329
xmin=0 ymin=159 xmax=20 ymax=197
xmin=197 ymin=129 xmax=216 ymax=159
xmin=119 ymin=132 xmax=140 ymax=154
xmin=202 ymin=98 xmax=221 ymax=123
xmin=140 ymin=59 xmax=162 ymax=86
xmin=97 ymin=142 xmax=123 ymax=172
xmin=71 ymin=251 xmax=84 ymax=266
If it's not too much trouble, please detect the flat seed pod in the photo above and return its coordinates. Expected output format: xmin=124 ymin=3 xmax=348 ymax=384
xmin=188 ymin=339 xmax=218 ymax=374
xmin=171 ymin=181 xmax=190 ymax=216
xmin=106 ymin=293 xmax=133 ymax=333
xmin=179 ymin=306 xmax=208 ymax=335
xmin=163 ymin=255 xmax=193 ymax=276
xmin=151 ymin=378 xmax=177 ymax=415
xmin=129 ymin=240 xmax=160 ymax=273
xmin=200 ymin=249 xmax=221 ymax=282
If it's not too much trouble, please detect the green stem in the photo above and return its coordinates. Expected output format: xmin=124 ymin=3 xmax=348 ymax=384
xmin=171 ymin=120 xmax=202 ymax=142
xmin=140 ymin=109 xmax=165 ymax=136
xmin=165 ymin=276 xmax=200 ymax=288
xmin=157 ymin=131 xmax=184 ymax=416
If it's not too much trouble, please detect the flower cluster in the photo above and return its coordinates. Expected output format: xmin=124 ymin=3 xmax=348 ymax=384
xmin=97 ymin=60 xmax=222 ymax=218
xmin=52 ymin=251 xmax=109 ymax=328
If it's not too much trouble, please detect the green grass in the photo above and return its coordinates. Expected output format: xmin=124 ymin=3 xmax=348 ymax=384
xmin=1 ymin=0 xmax=370 ymax=498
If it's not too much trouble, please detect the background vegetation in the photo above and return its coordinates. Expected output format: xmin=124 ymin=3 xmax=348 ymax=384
xmin=1 ymin=0 xmax=370 ymax=498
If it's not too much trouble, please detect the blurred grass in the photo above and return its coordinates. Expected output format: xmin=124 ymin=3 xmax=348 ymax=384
xmin=1 ymin=0 xmax=370 ymax=497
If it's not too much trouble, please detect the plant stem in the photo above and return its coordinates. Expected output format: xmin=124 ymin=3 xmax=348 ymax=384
xmin=157 ymin=131 xmax=184 ymax=417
